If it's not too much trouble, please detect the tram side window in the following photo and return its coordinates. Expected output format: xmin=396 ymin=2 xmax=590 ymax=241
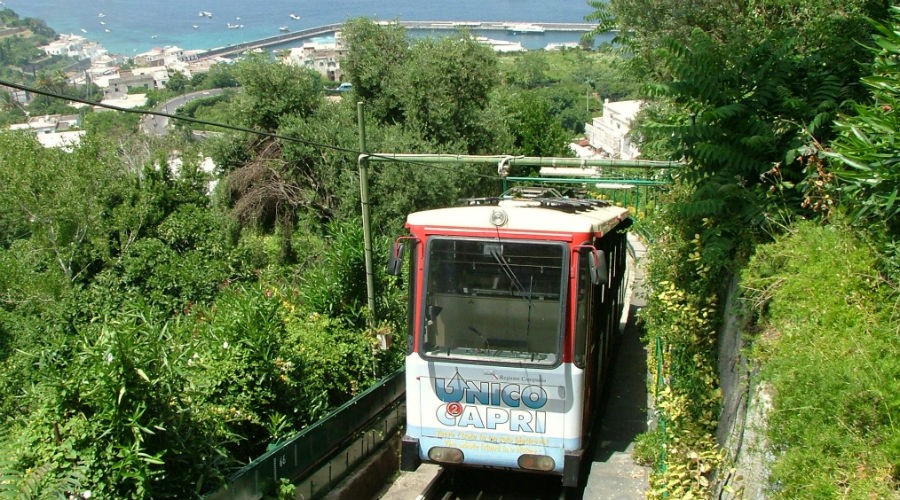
xmin=573 ymin=249 xmax=592 ymax=368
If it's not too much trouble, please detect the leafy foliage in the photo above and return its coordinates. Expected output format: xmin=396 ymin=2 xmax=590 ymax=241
xmin=503 ymin=91 xmax=573 ymax=157
xmin=0 ymin=127 xmax=406 ymax=496
xmin=233 ymin=53 xmax=324 ymax=132
xmin=394 ymin=34 xmax=498 ymax=152
xmin=341 ymin=19 xmax=509 ymax=154
xmin=341 ymin=18 xmax=409 ymax=124
xmin=0 ymin=133 xmax=126 ymax=281
xmin=587 ymin=0 xmax=895 ymax=496
xmin=826 ymin=6 xmax=900 ymax=240
xmin=638 ymin=185 xmax=725 ymax=498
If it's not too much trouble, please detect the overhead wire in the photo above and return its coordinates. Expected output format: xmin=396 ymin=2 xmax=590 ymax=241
xmin=0 ymin=78 xmax=503 ymax=181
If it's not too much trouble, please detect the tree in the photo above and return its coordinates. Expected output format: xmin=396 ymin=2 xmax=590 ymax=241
xmin=508 ymin=91 xmax=573 ymax=157
xmin=505 ymin=51 xmax=550 ymax=89
xmin=205 ymin=62 xmax=239 ymax=89
xmin=166 ymin=70 xmax=187 ymax=93
xmin=341 ymin=18 xmax=410 ymax=123
xmin=221 ymin=55 xmax=327 ymax=263
xmin=396 ymin=33 xmax=500 ymax=153
xmin=589 ymin=0 xmax=891 ymax=247
xmin=233 ymin=53 xmax=324 ymax=132
xmin=0 ymin=132 xmax=126 ymax=281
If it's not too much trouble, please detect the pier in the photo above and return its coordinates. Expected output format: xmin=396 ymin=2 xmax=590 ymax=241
xmin=196 ymin=20 xmax=596 ymax=60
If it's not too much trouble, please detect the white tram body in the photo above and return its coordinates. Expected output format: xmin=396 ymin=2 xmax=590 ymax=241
xmin=398 ymin=194 xmax=631 ymax=486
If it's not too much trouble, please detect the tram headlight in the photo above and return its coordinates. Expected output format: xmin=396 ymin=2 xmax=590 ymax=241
xmin=517 ymin=454 xmax=556 ymax=472
xmin=428 ymin=446 xmax=464 ymax=464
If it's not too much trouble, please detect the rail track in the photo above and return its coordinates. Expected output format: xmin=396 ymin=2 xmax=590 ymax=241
xmin=419 ymin=467 xmax=573 ymax=500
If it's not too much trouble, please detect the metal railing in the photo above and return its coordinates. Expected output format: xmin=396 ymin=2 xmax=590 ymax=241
xmin=505 ymin=165 xmax=677 ymax=219
xmin=206 ymin=368 xmax=405 ymax=500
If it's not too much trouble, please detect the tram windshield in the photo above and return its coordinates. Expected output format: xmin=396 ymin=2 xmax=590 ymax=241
xmin=421 ymin=238 xmax=566 ymax=366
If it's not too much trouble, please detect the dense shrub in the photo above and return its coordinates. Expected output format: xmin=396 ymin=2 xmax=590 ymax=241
xmin=742 ymin=221 xmax=900 ymax=498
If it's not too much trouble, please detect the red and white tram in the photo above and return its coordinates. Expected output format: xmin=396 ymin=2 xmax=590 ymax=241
xmin=393 ymin=189 xmax=631 ymax=486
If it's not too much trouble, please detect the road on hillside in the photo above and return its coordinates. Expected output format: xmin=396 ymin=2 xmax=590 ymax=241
xmin=141 ymin=88 xmax=225 ymax=136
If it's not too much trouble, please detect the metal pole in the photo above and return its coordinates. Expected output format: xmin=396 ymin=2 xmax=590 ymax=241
xmin=364 ymin=153 xmax=680 ymax=170
xmin=357 ymin=102 xmax=376 ymax=328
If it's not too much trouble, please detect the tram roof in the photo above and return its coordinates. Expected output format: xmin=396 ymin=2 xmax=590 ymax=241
xmin=406 ymin=197 xmax=630 ymax=238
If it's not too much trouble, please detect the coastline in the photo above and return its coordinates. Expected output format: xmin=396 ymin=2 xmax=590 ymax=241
xmin=3 ymin=0 xmax=596 ymax=56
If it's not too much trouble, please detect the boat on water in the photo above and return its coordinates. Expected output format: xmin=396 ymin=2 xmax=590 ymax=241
xmin=505 ymin=23 xmax=545 ymax=34
xmin=80 ymin=28 xmax=87 ymax=33
xmin=192 ymin=24 xmax=199 ymax=29
xmin=198 ymin=11 xmax=213 ymax=18
xmin=227 ymin=23 xmax=244 ymax=29
xmin=98 ymin=12 xmax=105 ymax=18
xmin=279 ymin=26 xmax=289 ymax=32
xmin=475 ymin=36 xmax=524 ymax=52
xmin=289 ymin=13 xmax=301 ymax=20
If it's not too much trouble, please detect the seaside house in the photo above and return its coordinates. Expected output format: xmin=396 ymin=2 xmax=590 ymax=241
xmin=103 ymin=70 xmax=156 ymax=99
xmin=8 ymin=114 xmax=85 ymax=151
xmin=282 ymin=32 xmax=346 ymax=82
xmin=186 ymin=56 xmax=230 ymax=76
xmin=584 ymin=99 xmax=643 ymax=160
xmin=42 ymin=34 xmax=108 ymax=61
xmin=133 ymin=48 xmax=166 ymax=67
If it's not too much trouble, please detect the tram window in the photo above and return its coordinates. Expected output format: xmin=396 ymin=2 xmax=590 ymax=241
xmin=573 ymin=249 xmax=593 ymax=368
xmin=422 ymin=238 xmax=566 ymax=366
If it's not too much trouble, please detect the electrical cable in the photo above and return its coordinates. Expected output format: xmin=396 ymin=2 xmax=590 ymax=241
xmin=0 ymin=78 xmax=503 ymax=181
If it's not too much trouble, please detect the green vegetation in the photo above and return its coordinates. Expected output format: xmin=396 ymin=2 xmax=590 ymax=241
xmin=0 ymin=127 xmax=401 ymax=497
xmin=742 ymin=222 xmax=900 ymax=498
xmin=12 ymin=0 xmax=898 ymax=495
xmin=0 ymin=17 xmax=642 ymax=496
xmin=589 ymin=0 xmax=900 ymax=496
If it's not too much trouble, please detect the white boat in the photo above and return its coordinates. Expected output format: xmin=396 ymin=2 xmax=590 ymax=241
xmin=104 ymin=28 xmax=110 ymax=33
xmin=475 ymin=36 xmax=524 ymax=53
xmin=279 ymin=26 xmax=289 ymax=32
xmin=227 ymin=23 xmax=244 ymax=29
xmin=505 ymin=23 xmax=545 ymax=34
xmin=80 ymin=28 xmax=87 ymax=33
xmin=192 ymin=24 xmax=199 ymax=29
xmin=98 ymin=12 xmax=105 ymax=18
xmin=199 ymin=11 xmax=212 ymax=18
xmin=545 ymin=42 xmax=579 ymax=51
xmin=151 ymin=34 xmax=158 ymax=39
xmin=99 ymin=21 xmax=105 ymax=25
xmin=289 ymin=13 xmax=301 ymax=20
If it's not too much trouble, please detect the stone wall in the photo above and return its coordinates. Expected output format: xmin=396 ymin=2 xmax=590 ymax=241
xmin=713 ymin=277 xmax=772 ymax=499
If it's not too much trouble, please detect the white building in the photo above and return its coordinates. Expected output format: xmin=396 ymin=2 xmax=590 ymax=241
xmin=283 ymin=34 xmax=346 ymax=82
xmin=42 ymin=34 xmax=108 ymax=61
xmin=584 ymin=99 xmax=643 ymax=160
xmin=8 ymin=114 xmax=85 ymax=151
xmin=103 ymin=70 xmax=156 ymax=99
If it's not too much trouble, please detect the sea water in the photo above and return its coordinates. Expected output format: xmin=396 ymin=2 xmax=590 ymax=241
xmin=1 ymin=0 xmax=601 ymax=56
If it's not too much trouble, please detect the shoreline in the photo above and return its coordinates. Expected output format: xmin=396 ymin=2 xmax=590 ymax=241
xmin=3 ymin=0 xmax=595 ymax=56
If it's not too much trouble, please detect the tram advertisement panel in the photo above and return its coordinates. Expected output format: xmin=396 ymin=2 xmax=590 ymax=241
xmin=407 ymin=359 xmax=582 ymax=472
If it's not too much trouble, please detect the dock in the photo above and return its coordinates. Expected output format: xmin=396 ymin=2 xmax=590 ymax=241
xmin=195 ymin=20 xmax=596 ymax=60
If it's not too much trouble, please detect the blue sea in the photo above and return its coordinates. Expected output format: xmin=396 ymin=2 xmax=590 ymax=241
xmin=1 ymin=0 xmax=601 ymax=56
